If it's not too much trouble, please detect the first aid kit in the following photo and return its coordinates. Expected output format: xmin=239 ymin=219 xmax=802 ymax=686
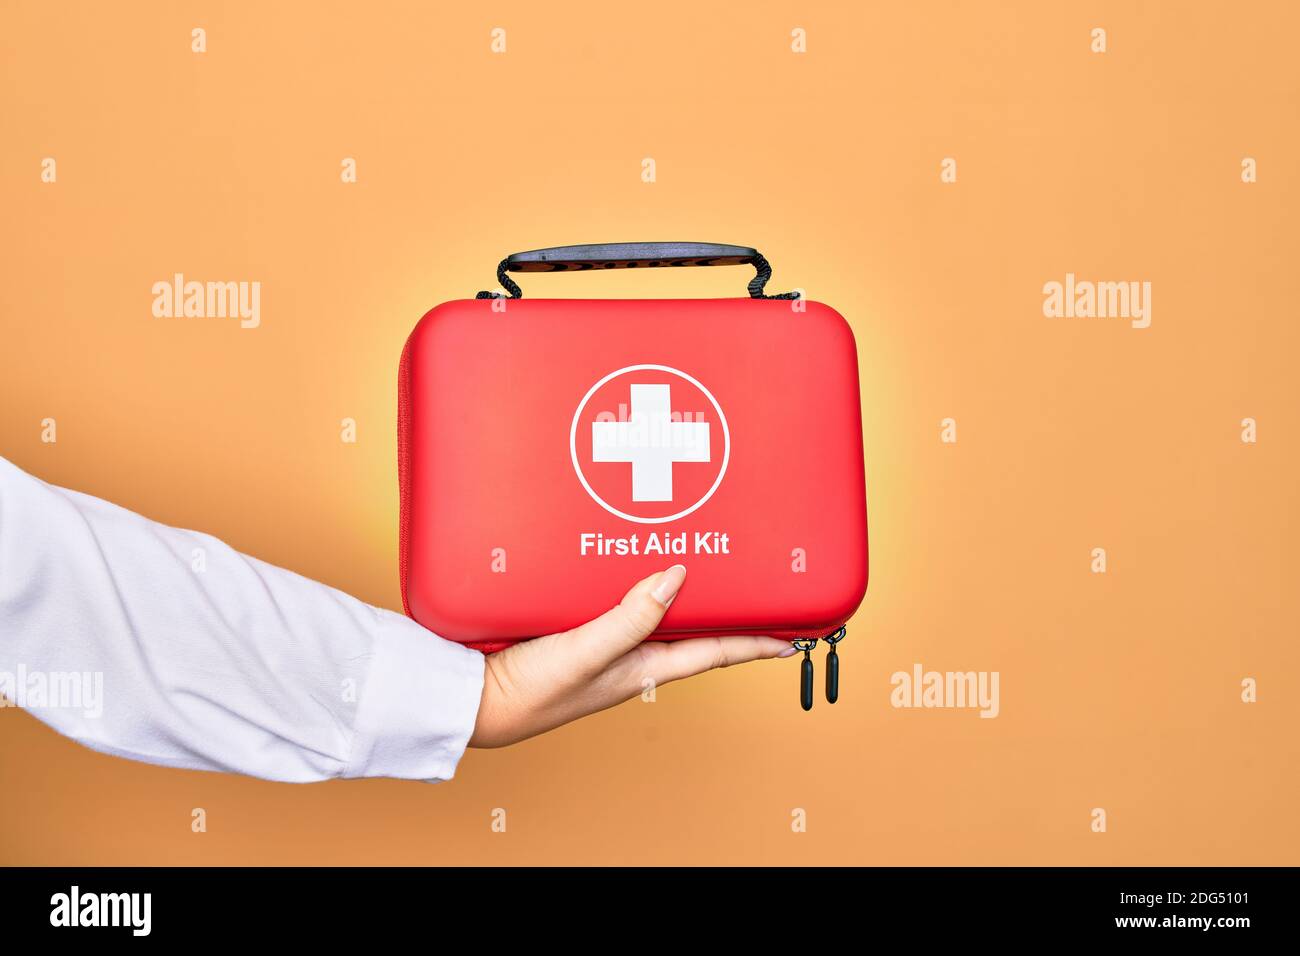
xmin=398 ymin=242 xmax=868 ymax=708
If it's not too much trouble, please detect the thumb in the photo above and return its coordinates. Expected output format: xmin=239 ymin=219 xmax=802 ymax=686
xmin=565 ymin=565 xmax=687 ymax=669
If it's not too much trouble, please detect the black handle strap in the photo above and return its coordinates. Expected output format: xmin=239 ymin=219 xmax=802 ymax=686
xmin=474 ymin=242 xmax=799 ymax=300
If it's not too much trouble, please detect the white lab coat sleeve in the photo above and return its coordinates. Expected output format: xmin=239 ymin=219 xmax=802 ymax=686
xmin=0 ymin=456 xmax=484 ymax=783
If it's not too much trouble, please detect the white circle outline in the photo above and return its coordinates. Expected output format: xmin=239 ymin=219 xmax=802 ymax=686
xmin=569 ymin=364 xmax=730 ymax=525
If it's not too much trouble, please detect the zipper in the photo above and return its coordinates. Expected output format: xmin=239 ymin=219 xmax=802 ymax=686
xmin=792 ymin=626 xmax=847 ymax=710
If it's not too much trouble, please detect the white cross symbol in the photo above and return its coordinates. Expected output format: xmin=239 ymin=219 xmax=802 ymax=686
xmin=591 ymin=383 xmax=711 ymax=502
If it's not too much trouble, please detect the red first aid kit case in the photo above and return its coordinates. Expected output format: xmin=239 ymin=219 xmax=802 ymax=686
xmin=399 ymin=243 xmax=868 ymax=708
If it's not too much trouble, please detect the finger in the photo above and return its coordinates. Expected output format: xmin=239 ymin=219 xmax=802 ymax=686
xmin=531 ymin=635 xmax=792 ymax=738
xmin=611 ymin=635 xmax=794 ymax=692
xmin=470 ymin=566 xmax=687 ymax=746
xmin=562 ymin=565 xmax=687 ymax=671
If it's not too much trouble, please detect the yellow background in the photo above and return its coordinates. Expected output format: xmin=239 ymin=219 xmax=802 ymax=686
xmin=2 ymin=0 xmax=1297 ymax=865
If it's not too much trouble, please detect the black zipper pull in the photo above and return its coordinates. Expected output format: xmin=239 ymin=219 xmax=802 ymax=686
xmin=792 ymin=638 xmax=818 ymax=711
xmin=823 ymin=627 xmax=846 ymax=704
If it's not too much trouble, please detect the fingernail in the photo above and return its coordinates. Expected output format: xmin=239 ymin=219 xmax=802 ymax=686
xmin=777 ymin=647 xmax=798 ymax=658
xmin=650 ymin=564 xmax=687 ymax=606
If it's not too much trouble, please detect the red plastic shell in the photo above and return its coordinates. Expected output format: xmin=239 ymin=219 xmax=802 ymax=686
xmin=398 ymin=298 xmax=868 ymax=653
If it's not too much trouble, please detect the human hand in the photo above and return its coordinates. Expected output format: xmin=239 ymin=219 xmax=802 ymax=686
xmin=468 ymin=565 xmax=794 ymax=747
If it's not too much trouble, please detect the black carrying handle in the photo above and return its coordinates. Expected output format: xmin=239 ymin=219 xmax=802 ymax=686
xmin=474 ymin=242 xmax=799 ymax=300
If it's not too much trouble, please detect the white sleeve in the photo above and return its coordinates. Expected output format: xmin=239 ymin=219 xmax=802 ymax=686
xmin=0 ymin=456 xmax=484 ymax=783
